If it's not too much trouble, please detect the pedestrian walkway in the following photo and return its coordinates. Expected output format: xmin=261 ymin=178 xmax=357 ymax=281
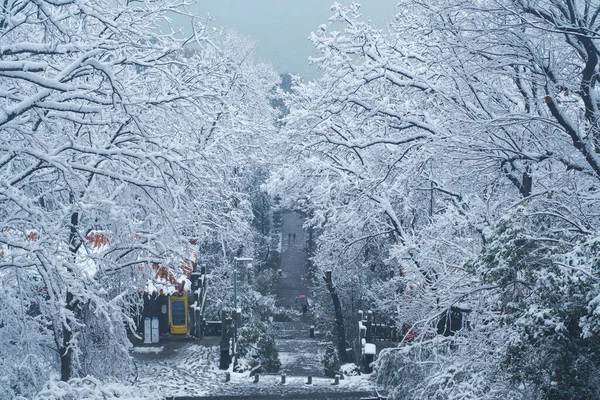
xmin=276 ymin=211 xmax=308 ymax=308
xmin=273 ymin=320 xmax=328 ymax=377
xmin=273 ymin=211 xmax=326 ymax=377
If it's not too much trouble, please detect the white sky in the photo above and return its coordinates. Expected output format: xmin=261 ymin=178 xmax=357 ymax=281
xmin=170 ymin=1 xmax=400 ymax=78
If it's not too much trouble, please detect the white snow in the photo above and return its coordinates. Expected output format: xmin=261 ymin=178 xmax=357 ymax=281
xmin=132 ymin=346 xmax=164 ymax=354
xmin=132 ymin=343 xmax=375 ymax=397
xmin=364 ymin=343 xmax=376 ymax=355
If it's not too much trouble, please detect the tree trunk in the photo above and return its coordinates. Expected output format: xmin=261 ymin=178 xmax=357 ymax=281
xmin=60 ymin=291 xmax=76 ymax=381
xmin=521 ymin=168 xmax=532 ymax=198
xmin=60 ymin=209 xmax=80 ymax=381
xmin=323 ymin=270 xmax=351 ymax=363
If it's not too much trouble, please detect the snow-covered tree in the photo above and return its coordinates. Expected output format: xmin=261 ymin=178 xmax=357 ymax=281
xmin=0 ymin=0 xmax=279 ymax=396
xmin=271 ymin=1 xmax=600 ymax=398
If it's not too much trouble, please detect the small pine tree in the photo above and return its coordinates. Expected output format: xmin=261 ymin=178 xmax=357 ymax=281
xmin=258 ymin=335 xmax=281 ymax=373
xmin=323 ymin=346 xmax=340 ymax=377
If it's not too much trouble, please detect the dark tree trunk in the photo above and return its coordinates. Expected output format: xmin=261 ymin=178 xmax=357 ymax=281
xmin=521 ymin=169 xmax=532 ymax=198
xmin=61 ymin=209 xmax=80 ymax=382
xmin=323 ymin=270 xmax=351 ymax=363
xmin=60 ymin=291 xmax=76 ymax=381
xmin=503 ymin=162 xmax=533 ymax=199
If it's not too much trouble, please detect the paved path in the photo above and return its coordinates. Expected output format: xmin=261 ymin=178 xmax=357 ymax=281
xmin=273 ymin=211 xmax=327 ymax=377
xmin=276 ymin=211 xmax=309 ymax=308
xmin=273 ymin=320 xmax=329 ymax=377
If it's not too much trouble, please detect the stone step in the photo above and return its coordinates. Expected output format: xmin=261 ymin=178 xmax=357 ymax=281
xmin=276 ymin=338 xmax=326 ymax=376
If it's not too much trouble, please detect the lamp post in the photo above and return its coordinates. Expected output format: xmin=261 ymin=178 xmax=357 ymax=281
xmin=233 ymin=267 xmax=238 ymax=310
xmin=232 ymin=257 xmax=253 ymax=369
xmin=233 ymin=257 xmax=253 ymax=310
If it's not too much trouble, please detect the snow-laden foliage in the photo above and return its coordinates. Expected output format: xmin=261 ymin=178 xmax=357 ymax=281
xmin=34 ymin=376 xmax=149 ymax=400
xmin=0 ymin=0 xmax=279 ymax=396
xmin=270 ymin=1 xmax=600 ymax=398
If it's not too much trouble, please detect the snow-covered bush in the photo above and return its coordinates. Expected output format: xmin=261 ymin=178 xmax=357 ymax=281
xmin=235 ymin=293 xmax=281 ymax=373
xmin=477 ymin=215 xmax=600 ymax=398
xmin=322 ymin=346 xmax=341 ymax=378
xmin=236 ymin=320 xmax=281 ymax=374
xmin=34 ymin=376 xmax=148 ymax=400
xmin=340 ymin=363 xmax=361 ymax=377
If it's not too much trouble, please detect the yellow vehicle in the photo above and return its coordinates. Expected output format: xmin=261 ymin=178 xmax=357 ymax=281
xmin=169 ymin=292 xmax=188 ymax=334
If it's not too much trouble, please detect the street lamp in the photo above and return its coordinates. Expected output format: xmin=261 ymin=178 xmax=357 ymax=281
xmin=233 ymin=257 xmax=253 ymax=310
xmin=231 ymin=257 xmax=253 ymax=369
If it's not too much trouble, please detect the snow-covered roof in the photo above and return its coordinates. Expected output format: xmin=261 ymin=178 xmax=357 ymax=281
xmin=144 ymin=242 xmax=197 ymax=295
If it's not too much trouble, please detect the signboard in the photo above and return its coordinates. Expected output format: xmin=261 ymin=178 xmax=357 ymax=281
xmin=151 ymin=317 xmax=159 ymax=343
xmin=144 ymin=317 xmax=151 ymax=344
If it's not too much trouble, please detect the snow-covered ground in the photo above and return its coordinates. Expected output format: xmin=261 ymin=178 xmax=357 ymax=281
xmin=274 ymin=323 xmax=328 ymax=377
xmin=131 ymin=342 xmax=375 ymax=398
xmin=132 ymin=346 xmax=164 ymax=354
